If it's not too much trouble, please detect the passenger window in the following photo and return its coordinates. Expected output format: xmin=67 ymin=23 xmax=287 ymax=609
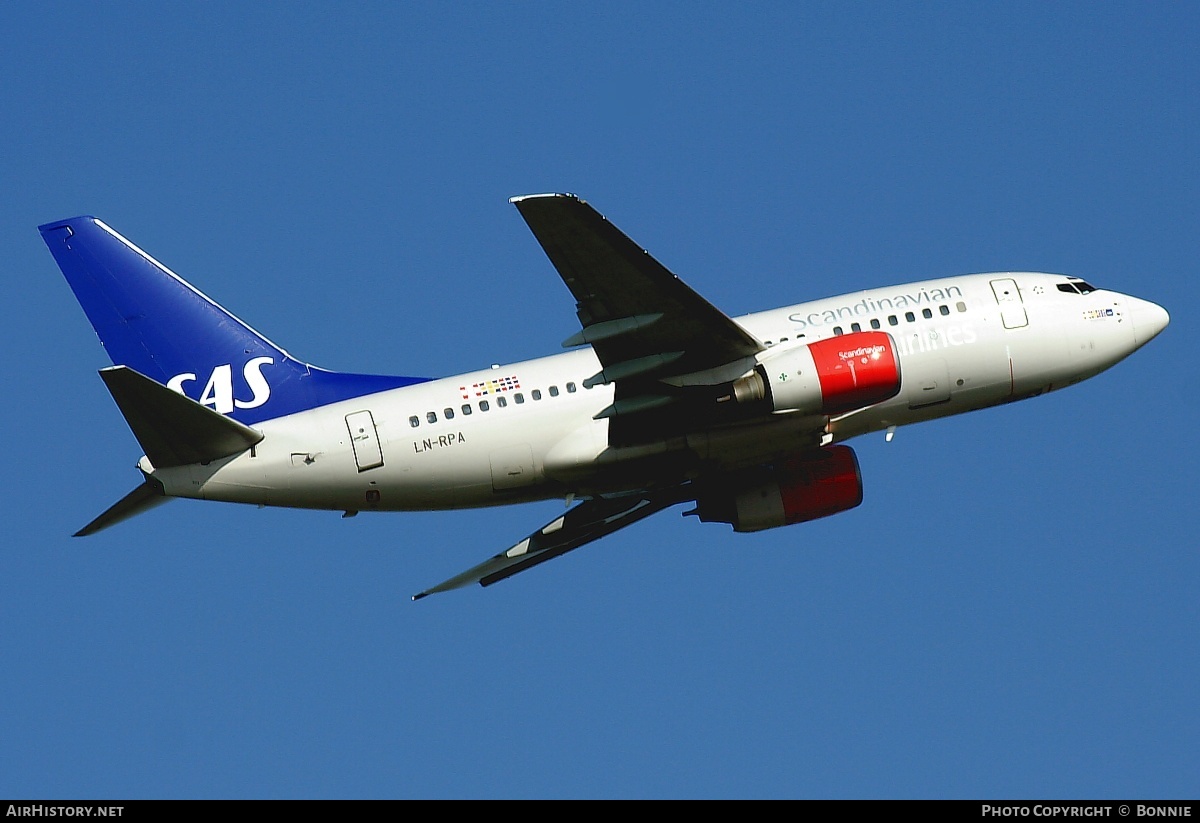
xmin=905 ymin=312 xmax=915 ymax=323
xmin=497 ymin=396 xmax=508 ymax=408
xmin=870 ymin=319 xmax=880 ymax=330
xmin=957 ymin=301 xmax=967 ymax=313
xmin=888 ymin=315 xmax=898 ymax=326
xmin=922 ymin=308 xmax=932 ymax=319
xmin=514 ymin=393 xmax=524 ymax=404
xmin=939 ymin=305 xmax=950 ymax=316
xmin=549 ymin=385 xmax=559 ymax=397
xmin=427 ymin=411 xmax=437 ymax=423
xmin=409 ymin=416 xmax=420 ymax=428
xmin=532 ymin=389 xmax=542 ymax=401
xmin=444 ymin=407 xmax=454 ymax=419
xmin=567 ymin=382 xmax=577 ymax=393
xmin=479 ymin=400 xmax=490 ymax=411
xmin=461 ymin=404 xmax=472 ymax=416
xmin=851 ymin=322 xmax=861 ymax=332
xmin=833 ymin=326 xmax=844 ymax=335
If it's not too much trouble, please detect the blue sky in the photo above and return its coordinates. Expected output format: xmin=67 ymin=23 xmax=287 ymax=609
xmin=2 ymin=2 xmax=1197 ymax=799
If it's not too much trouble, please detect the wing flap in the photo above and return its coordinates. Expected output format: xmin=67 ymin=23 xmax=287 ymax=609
xmin=413 ymin=490 xmax=687 ymax=599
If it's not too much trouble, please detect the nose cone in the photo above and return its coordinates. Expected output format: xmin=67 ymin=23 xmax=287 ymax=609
xmin=1128 ymin=297 xmax=1170 ymax=347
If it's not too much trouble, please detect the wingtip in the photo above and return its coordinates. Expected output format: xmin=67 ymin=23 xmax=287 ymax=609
xmin=509 ymin=192 xmax=580 ymax=205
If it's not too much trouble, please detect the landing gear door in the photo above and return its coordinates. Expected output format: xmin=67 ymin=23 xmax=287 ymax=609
xmin=346 ymin=410 xmax=384 ymax=472
xmin=990 ymin=278 xmax=1029 ymax=329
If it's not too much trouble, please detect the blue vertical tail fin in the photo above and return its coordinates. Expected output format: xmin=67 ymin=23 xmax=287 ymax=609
xmin=40 ymin=216 xmax=428 ymax=425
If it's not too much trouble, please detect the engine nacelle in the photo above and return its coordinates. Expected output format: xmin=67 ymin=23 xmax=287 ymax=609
xmin=733 ymin=331 xmax=901 ymax=415
xmin=693 ymin=445 xmax=863 ymax=532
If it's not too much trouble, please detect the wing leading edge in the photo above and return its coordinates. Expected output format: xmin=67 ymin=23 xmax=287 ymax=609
xmin=510 ymin=193 xmax=764 ymax=383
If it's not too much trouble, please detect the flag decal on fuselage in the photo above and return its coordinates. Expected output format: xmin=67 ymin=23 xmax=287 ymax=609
xmin=461 ymin=376 xmax=521 ymax=399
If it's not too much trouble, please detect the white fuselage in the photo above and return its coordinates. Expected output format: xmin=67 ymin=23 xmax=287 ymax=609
xmin=146 ymin=272 xmax=1162 ymax=513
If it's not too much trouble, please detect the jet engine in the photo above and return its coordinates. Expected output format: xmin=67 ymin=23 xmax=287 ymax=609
xmin=731 ymin=331 xmax=901 ymax=415
xmin=691 ymin=445 xmax=863 ymax=532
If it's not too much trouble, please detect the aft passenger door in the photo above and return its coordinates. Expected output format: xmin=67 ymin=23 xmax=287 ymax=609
xmin=346 ymin=410 xmax=384 ymax=472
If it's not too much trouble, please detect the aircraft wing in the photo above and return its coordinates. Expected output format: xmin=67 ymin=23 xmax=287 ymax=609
xmin=413 ymin=489 xmax=688 ymax=599
xmin=511 ymin=193 xmax=764 ymax=383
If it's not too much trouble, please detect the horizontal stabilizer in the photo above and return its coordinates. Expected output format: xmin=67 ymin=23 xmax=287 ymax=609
xmin=75 ymin=476 xmax=169 ymax=537
xmin=99 ymin=366 xmax=264 ymax=468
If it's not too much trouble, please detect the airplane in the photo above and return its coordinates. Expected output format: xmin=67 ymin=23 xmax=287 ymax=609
xmin=40 ymin=193 xmax=1169 ymax=599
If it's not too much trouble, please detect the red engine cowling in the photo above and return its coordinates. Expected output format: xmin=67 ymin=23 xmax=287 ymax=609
xmin=806 ymin=332 xmax=902 ymax=414
xmin=693 ymin=445 xmax=864 ymax=532
xmin=734 ymin=331 xmax=902 ymax=415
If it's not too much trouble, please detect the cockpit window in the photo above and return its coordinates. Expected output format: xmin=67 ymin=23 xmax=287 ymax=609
xmin=1063 ymin=279 xmax=1098 ymax=294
